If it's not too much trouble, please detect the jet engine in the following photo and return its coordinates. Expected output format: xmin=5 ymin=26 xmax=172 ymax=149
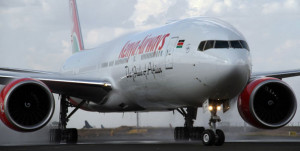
xmin=238 ymin=77 xmax=297 ymax=129
xmin=0 ymin=78 xmax=55 ymax=132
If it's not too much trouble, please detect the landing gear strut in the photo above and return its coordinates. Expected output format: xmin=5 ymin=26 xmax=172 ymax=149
xmin=50 ymin=95 xmax=85 ymax=144
xmin=201 ymin=102 xmax=225 ymax=146
xmin=174 ymin=103 xmax=225 ymax=146
xmin=174 ymin=107 xmax=205 ymax=141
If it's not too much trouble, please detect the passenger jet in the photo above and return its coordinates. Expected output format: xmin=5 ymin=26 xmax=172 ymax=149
xmin=0 ymin=0 xmax=299 ymax=146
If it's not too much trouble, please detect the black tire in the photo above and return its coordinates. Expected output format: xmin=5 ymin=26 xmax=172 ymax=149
xmin=181 ymin=127 xmax=189 ymax=140
xmin=50 ymin=129 xmax=62 ymax=143
xmin=65 ymin=128 xmax=78 ymax=144
xmin=190 ymin=127 xmax=205 ymax=140
xmin=174 ymin=127 xmax=189 ymax=141
xmin=174 ymin=127 xmax=180 ymax=140
xmin=49 ymin=129 xmax=54 ymax=142
xmin=201 ymin=129 xmax=215 ymax=146
xmin=215 ymin=129 xmax=225 ymax=146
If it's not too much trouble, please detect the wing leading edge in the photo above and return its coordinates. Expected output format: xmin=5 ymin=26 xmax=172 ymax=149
xmin=0 ymin=67 xmax=112 ymax=103
xmin=252 ymin=69 xmax=300 ymax=79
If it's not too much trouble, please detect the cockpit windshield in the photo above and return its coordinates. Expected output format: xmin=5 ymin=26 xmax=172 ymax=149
xmin=198 ymin=40 xmax=249 ymax=51
xmin=230 ymin=40 xmax=243 ymax=48
xmin=215 ymin=41 xmax=229 ymax=48
xmin=204 ymin=40 xmax=214 ymax=51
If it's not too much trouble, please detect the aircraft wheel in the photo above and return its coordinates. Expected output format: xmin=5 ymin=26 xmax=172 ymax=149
xmin=190 ymin=127 xmax=205 ymax=140
xmin=201 ymin=129 xmax=215 ymax=146
xmin=174 ymin=127 xmax=180 ymax=140
xmin=50 ymin=129 xmax=62 ymax=143
xmin=174 ymin=127 xmax=189 ymax=140
xmin=65 ymin=128 xmax=78 ymax=144
xmin=215 ymin=129 xmax=225 ymax=146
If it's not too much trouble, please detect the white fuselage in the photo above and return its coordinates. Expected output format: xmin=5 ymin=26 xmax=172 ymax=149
xmin=61 ymin=17 xmax=252 ymax=112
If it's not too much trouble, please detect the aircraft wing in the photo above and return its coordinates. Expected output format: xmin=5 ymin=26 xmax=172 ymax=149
xmin=252 ymin=69 xmax=300 ymax=79
xmin=0 ymin=67 xmax=112 ymax=102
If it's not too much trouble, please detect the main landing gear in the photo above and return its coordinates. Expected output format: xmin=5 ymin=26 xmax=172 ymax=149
xmin=50 ymin=95 xmax=85 ymax=144
xmin=174 ymin=105 xmax=225 ymax=146
xmin=174 ymin=107 xmax=205 ymax=140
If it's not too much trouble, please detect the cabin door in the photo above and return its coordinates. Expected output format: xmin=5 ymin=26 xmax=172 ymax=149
xmin=165 ymin=37 xmax=178 ymax=69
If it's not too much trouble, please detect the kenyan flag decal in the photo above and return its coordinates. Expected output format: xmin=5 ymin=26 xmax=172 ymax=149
xmin=176 ymin=40 xmax=185 ymax=48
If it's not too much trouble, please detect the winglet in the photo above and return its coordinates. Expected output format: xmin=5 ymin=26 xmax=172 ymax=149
xmin=69 ymin=0 xmax=85 ymax=53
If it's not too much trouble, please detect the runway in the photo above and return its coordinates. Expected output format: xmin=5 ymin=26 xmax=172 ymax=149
xmin=1 ymin=142 xmax=300 ymax=151
xmin=1 ymin=127 xmax=300 ymax=151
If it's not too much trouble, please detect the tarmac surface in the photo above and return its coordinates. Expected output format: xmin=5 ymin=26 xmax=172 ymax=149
xmin=1 ymin=127 xmax=300 ymax=151
xmin=1 ymin=142 xmax=300 ymax=151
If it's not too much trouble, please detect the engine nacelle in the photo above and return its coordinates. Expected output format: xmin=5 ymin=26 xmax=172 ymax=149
xmin=238 ymin=77 xmax=297 ymax=129
xmin=0 ymin=78 xmax=55 ymax=132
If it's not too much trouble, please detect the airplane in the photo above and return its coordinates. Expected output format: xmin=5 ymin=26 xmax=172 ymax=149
xmin=83 ymin=120 xmax=93 ymax=129
xmin=0 ymin=0 xmax=299 ymax=146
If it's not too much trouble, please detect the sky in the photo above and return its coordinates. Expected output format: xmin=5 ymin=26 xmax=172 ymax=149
xmin=0 ymin=0 xmax=300 ymax=133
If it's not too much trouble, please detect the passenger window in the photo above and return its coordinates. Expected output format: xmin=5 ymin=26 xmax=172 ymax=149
xmin=215 ymin=41 xmax=229 ymax=48
xmin=198 ymin=41 xmax=206 ymax=51
xmin=240 ymin=40 xmax=250 ymax=51
xmin=204 ymin=40 xmax=215 ymax=51
xmin=230 ymin=41 xmax=242 ymax=48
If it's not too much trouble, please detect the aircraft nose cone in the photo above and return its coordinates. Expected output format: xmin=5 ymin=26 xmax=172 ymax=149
xmin=219 ymin=52 xmax=251 ymax=97
xmin=211 ymin=63 xmax=250 ymax=99
xmin=227 ymin=58 xmax=251 ymax=80
xmin=206 ymin=49 xmax=251 ymax=99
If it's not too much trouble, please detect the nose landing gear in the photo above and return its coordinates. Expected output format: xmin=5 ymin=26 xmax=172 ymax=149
xmin=202 ymin=103 xmax=225 ymax=146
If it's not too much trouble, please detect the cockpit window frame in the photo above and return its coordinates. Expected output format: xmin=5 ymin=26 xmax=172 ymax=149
xmin=198 ymin=41 xmax=207 ymax=51
xmin=203 ymin=40 xmax=215 ymax=51
xmin=230 ymin=40 xmax=243 ymax=49
xmin=215 ymin=40 xmax=230 ymax=49
xmin=240 ymin=40 xmax=250 ymax=51
xmin=197 ymin=40 xmax=250 ymax=51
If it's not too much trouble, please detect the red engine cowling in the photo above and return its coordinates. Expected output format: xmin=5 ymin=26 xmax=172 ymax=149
xmin=0 ymin=78 xmax=55 ymax=132
xmin=238 ymin=77 xmax=297 ymax=129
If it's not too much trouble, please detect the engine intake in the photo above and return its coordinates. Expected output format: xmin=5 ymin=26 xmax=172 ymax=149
xmin=238 ymin=77 xmax=297 ymax=129
xmin=0 ymin=78 xmax=55 ymax=132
